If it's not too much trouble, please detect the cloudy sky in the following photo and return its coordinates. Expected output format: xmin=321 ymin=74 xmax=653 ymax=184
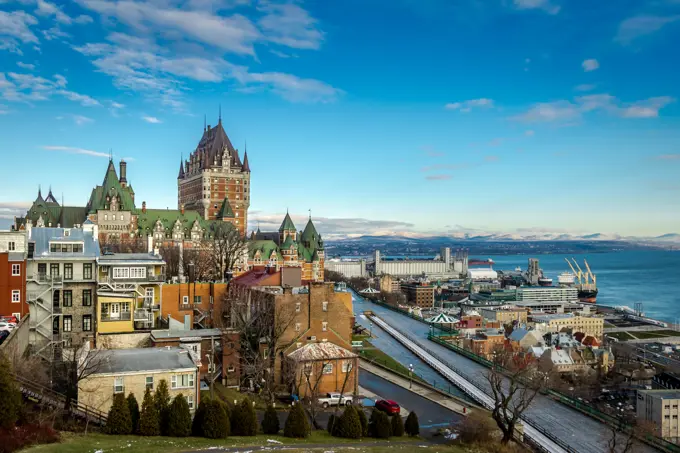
xmin=1 ymin=0 xmax=679 ymax=237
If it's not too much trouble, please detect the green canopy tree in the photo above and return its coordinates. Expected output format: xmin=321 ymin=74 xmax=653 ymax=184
xmin=167 ymin=394 xmax=192 ymax=437
xmin=106 ymin=393 xmax=132 ymax=435
xmin=153 ymin=379 xmax=171 ymax=435
xmin=126 ymin=393 xmax=140 ymax=434
xmin=405 ymin=412 xmax=420 ymax=437
xmin=138 ymin=388 xmax=160 ymax=436
xmin=0 ymin=352 xmax=22 ymax=430
xmin=261 ymin=405 xmax=280 ymax=435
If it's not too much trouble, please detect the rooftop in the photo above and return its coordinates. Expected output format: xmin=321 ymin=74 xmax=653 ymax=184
xmin=638 ymin=390 xmax=680 ymax=399
xmin=287 ymin=342 xmax=357 ymax=362
xmin=150 ymin=328 xmax=222 ymax=340
xmin=532 ymin=313 xmax=575 ymax=321
xmin=29 ymin=227 xmax=100 ymax=259
xmin=90 ymin=347 xmax=196 ymax=374
xmin=98 ymin=252 xmax=165 ymax=265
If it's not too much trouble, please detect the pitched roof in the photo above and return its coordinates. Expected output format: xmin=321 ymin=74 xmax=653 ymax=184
xmin=45 ymin=188 xmax=59 ymax=205
xmin=178 ymin=159 xmax=185 ymax=179
xmin=218 ymin=197 xmax=234 ymax=218
xmin=135 ymin=208 xmax=208 ymax=238
xmin=196 ymin=121 xmax=241 ymax=169
xmin=86 ymin=160 xmax=136 ymax=213
xmin=29 ymin=227 xmax=100 ymax=259
xmin=301 ymin=218 xmax=318 ymax=242
xmin=287 ymin=342 xmax=357 ymax=362
xmin=279 ymin=212 xmax=296 ymax=232
xmin=248 ymin=239 xmax=283 ymax=260
xmin=242 ymin=150 xmax=250 ymax=172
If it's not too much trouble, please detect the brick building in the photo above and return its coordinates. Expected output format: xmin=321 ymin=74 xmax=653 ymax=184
xmin=287 ymin=342 xmax=358 ymax=397
xmin=400 ymin=281 xmax=435 ymax=308
xmin=0 ymin=231 xmax=27 ymax=320
xmin=161 ymin=282 xmax=229 ymax=329
xmin=177 ymin=116 xmax=251 ymax=236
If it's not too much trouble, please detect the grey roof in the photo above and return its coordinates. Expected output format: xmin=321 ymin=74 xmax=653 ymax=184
xmin=7 ymin=252 xmax=25 ymax=261
xmin=638 ymin=390 xmax=680 ymax=399
xmin=92 ymin=347 xmax=197 ymax=374
xmin=98 ymin=252 xmax=165 ymax=265
xmin=29 ymin=227 xmax=100 ymax=260
xmin=151 ymin=328 xmax=221 ymax=340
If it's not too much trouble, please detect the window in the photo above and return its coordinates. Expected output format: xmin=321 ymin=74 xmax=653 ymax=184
xmin=11 ymin=264 xmax=20 ymax=276
xmin=146 ymin=287 xmax=154 ymax=302
xmin=342 ymin=361 xmax=353 ymax=373
xmin=83 ymin=263 xmax=92 ymax=279
xmin=131 ymin=267 xmax=146 ymax=279
xmin=146 ymin=376 xmax=154 ymax=391
xmin=114 ymin=377 xmax=124 ymax=394
xmin=8 ymin=241 xmax=15 ymax=251
xmin=63 ymin=316 xmax=72 ymax=332
xmin=82 ymin=289 xmax=92 ymax=306
xmin=112 ymin=214 xmax=116 ymax=221
xmin=83 ymin=315 xmax=92 ymax=332
xmin=11 ymin=290 xmax=20 ymax=303
xmin=50 ymin=263 xmax=59 ymax=276
xmin=11 ymin=313 xmax=20 ymax=321
xmin=104 ymin=214 xmax=108 ymax=221
xmin=171 ymin=373 xmax=194 ymax=389
xmin=63 ymin=290 xmax=72 ymax=307
xmin=665 ymin=415 xmax=671 ymax=420
xmin=295 ymin=322 xmax=301 ymax=332
xmin=322 ymin=364 xmax=333 ymax=375
xmin=64 ymin=263 xmax=73 ymax=280
xmin=227 ymin=365 xmax=235 ymax=373
xmin=186 ymin=395 xmax=194 ymax=410
xmin=194 ymin=295 xmax=202 ymax=305
xmin=183 ymin=296 xmax=189 ymax=305
xmin=295 ymin=302 xmax=301 ymax=312
xmin=263 ymin=348 xmax=269 ymax=359
xmin=322 ymin=322 xmax=328 ymax=332
xmin=322 ymin=301 xmax=328 ymax=312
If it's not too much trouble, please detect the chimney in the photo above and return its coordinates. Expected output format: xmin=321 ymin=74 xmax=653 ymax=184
xmin=142 ymin=201 xmax=147 ymax=213
xmin=147 ymin=234 xmax=153 ymax=254
xmin=119 ymin=160 xmax=127 ymax=187
xmin=180 ymin=203 xmax=185 ymax=215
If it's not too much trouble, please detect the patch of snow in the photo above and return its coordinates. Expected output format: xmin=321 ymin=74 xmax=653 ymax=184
xmin=267 ymin=439 xmax=283 ymax=444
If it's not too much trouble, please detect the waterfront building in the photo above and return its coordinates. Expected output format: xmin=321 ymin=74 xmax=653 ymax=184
xmin=95 ymin=252 xmax=165 ymax=343
xmin=0 ymin=231 xmax=27 ymax=321
xmin=248 ymin=214 xmax=325 ymax=282
xmin=371 ymin=248 xmax=467 ymax=279
xmin=516 ymin=286 xmax=579 ymax=302
xmin=78 ymin=347 xmax=199 ymax=414
xmin=636 ymin=389 xmax=680 ymax=443
xmin=25 ymin=225 xmax=99 ymax=359
xmin=531 ymin=313 xmax=604 ymax=339
xmin=400 ymin=281 xmax=435 ymax=308
xmin=480 ymin=306 xmax=529 ymax=325
xmin=177 ymin=117 xmax=250 ymax=236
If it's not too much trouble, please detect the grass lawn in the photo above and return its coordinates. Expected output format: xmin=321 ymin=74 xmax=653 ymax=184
xmin=606 ymin=331 xmax=636 ymax=341
xmin=645 ymin=330 xmax=680 ymax=337
xmin=209 ymin=383 xmax=270 ymax=410
xmin=357 ymin=340 xmax=425 ymax=383
xmin=22 ymin=431 xmax=429 ymax=453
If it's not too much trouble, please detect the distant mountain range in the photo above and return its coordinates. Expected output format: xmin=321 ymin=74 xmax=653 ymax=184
xmin=324 ymin=232 xmax=680 ymax=243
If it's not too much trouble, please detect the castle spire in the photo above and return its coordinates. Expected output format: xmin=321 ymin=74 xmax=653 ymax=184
xmin=241 ymin=145 xmax=250 ymax=172
xmin=204 ymin=114 xmax=206 ymax=132
xmin=36 ymin=185 xmax=44 ymax=203
xmin=218 ymin=104 xmax=222 ymax=124
xmin=178 ymin=154 xmax=185 ymax=179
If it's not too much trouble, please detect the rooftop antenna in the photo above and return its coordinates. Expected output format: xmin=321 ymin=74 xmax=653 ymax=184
xmin=218 ymin=104 xmax=222 ymax=123
xmin=309 ymin=208 xmax=311 ymax=220
xmin=203 ymin=114 xmax=206 ymax=132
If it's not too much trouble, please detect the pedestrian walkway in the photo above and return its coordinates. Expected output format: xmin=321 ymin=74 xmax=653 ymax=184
xmin=359 ymin=360 xmax=469 ymax=416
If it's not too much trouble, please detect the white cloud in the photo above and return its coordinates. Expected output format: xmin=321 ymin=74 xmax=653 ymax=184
xmin=0 ymin=10 xmax=39 ymax=54
xmin=42 ymin=145 xmax=107 ymax=157
xmin=16 ymin=62 xmax=36 ymax=70
xmin=35 ymin=0 xmax=73 ymax=24
xmin=425 ymin=174 xmax=452 ymax=181
xmin=232 ymin=68 xmax=342 ymax=103
xmin=110 ymin=101 xmax=124 ymax=109
xmin=445 ymin=98 xmax=494 ymax=112
xmin=513 ymin=0 xmax=560 ymax=15
xmin=514 ymin=94 xmax=675 ymax=122
xmin=615 ymin=15 xmax=680 ymax=45
xmin=142 ymin=115 xmax=162 ymax=123
xmin=257 ymin=1 xmax=324 ymax=50
xmin=73 ymin=115 xmax=94 ymax=125
xmin=57 ymin=89 xmax=101 ymax=106
xmin=582 ymin=59 xmax=599 ymax=72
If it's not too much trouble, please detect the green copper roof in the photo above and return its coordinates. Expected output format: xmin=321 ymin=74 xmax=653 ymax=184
xmin=218 ymin=198 xmax=235 ymax=218
xmin=135 ymin=208 xmax=208 ymax=237
xmin=22 ymin=200 xmax=88 ymax=228
xmin=281 ymin=233 xmax=296 ymax=249
xmin=248 ymin=240 xmax=282 ymax=260
xmin=279 ymin=212 xmax=296 ymax=232
xmin=87 ymin=160 xmax=136 ymax=213
xmin=301 ymin=218 xmax=318 ymax=242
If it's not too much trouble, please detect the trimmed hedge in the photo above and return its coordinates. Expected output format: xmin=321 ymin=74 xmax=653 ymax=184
xmin=231 ymin=397 xmax=258 ymax=436
xmin=261 ymin=405 xmax=280 ymax=435
xmin=390 ymin=414 xmax=404 ymax=437
xmin=283 ymin=403 xmax=309 ymax=438
xmin=153 ymin=380 xmax=171 ymax=435
xmin=368 ymin=409 xmax=391 ymax=439
xmin=357 ymin=409 xmax=368 ymax=437
xmin=203 ymin=400 xmax=230 ymax=439
xmin=126 ymin=393 xmax=140 ymax=434
xmin=335 ymin=405 xmax=362 ymax=439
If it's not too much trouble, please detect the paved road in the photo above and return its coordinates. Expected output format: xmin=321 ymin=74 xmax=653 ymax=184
xmin=360 ymin=369 xmax=464 ymax=436
xmin=353 ymin=294 xmax=659 ymax=453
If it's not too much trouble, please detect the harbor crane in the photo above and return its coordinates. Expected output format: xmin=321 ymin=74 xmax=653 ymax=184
xmin=565 ymin=258 xmax=582 ymax=284
xmin=584 ymin=259 xmax=597 ymax=286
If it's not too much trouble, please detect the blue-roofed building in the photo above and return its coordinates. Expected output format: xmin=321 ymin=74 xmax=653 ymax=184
xmin=26 ymin=222 xmax=100 ymax=360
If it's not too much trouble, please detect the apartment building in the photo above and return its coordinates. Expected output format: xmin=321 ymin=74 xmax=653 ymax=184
xmin=26 ymin=225 xmax=99 ymax=358
xmin=480 ymin=306 xmax=529 ymax=325
xmin=160 ymin=282 xmax=228 ymax=329
xmin=516 ymin=286 xmax=579 ymax=302
xmin=531 ymin=313 xmax=604 ymax=339
xmin=0 ymin=231 xmax=27 ymax=320
xmin=95 ymin=252 xmax=165 ymax=339
xmin=637 ymin=389 xmax=680 ymax=443
xmin=400 ymin=281 xmax=435 ymax=308
xmin=78 ymin=347 xmax=199 ymax=414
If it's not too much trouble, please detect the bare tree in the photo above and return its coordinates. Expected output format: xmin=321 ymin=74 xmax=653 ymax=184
xmin=159 ymin=244 xmax=181 ymax=278
xmin=324 ymin=270 xmax=345 ymax=283
xmin=221 ymin=287 xmax=297 ymax=401
xmin=99 ymin=235 xmax=147 ymax=253
xmin=206 ymin=223 xmax=247 ymax=281
xmin=607 ymin=413 xmax=655 ymax=453
xmin=485 ymin=348 xmax=546 ymax=444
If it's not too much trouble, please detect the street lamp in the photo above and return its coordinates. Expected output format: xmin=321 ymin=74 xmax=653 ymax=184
xmin=408 ymin=364 xmax=414 ymax=389
xmin=369 ymin=322 xmax=373 ymax=338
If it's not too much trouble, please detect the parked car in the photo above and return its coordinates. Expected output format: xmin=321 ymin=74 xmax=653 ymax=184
xmin=0 ymin=322 xmax=16 ymax=332
xmin=318 ymin=392 xmax=353 ymax=408
xmin=375 ymin=399 xmax=400 ymax=415
xmin=0 ymin=330 xmax=10 ymax=345
xmin=0 ymin=316 xmax=18 ymax=324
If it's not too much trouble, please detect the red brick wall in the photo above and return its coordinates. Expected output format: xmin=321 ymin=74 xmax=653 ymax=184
xmin=0 ymin=253 xmax=27 ymax=319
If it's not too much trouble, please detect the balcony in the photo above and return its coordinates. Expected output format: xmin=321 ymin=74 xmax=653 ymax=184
xmin=103 ymin=274 xmax=165 ymax=285
xmin=101 ymin=312 xmax=131 ymax=322
xmin=28 ymin=273 xmax=63 ymax=285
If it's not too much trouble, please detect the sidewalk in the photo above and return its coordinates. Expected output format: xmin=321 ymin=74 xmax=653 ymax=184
xmin=359 ymin=360 xmax=471 ymax=416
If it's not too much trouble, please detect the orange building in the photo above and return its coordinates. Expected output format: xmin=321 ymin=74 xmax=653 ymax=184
xmin=161 ymin=282 xmax=228 ymax=329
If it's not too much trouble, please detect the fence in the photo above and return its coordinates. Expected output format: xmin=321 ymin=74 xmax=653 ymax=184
xmin=428 ymin=333 xmax=680 ymax=453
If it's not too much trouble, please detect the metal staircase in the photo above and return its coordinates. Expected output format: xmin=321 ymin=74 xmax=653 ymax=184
xmin=27 ymin=273 xmax=64 ymax=361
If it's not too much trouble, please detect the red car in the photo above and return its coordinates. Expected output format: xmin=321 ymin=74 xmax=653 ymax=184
xmin=375 ymin=399 xmax=400 ymax=415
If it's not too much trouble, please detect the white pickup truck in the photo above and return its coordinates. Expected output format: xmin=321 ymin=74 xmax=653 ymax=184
xmin=317 ymin=392 xmax=353 ymax=408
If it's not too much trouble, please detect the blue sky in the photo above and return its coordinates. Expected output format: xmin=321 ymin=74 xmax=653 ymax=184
xmin=1 ymin=0 xmax=679 ymax=237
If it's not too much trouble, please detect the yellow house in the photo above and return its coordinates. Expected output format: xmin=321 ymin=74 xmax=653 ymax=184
xmin=78 ymin=347 xmax=199 ymax=414
xmin=96 ymin=253 xmax=165 ymax=336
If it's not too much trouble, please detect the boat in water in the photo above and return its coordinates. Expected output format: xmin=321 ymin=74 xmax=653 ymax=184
xmin=565 ymin=258 xmax=598 ymax=303
xmin=538 ymin=277 xmax=553 ymax=287
xmin=558 ymin=272 xmax=575 ymax=286
xmin=469 ymin=258 xmax=495 ymax=266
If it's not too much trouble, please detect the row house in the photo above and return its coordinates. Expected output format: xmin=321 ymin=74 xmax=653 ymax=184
xmin=0 ymin=231 xmax=27 ymax=321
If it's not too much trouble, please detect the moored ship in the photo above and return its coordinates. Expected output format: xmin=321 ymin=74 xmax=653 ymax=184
xmin=538 ymin=276 xmax=553 ymax=286
xmin=557 ymin=272 xmax=575 ymax=287
xmin=565 ymin=258 xmax=598 ymax=303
